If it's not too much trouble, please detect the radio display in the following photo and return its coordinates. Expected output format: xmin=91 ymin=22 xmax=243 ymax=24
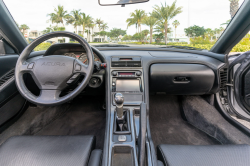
xmin=116 ymin=79 xmax=140 ymax=92
xmin=118 ymin=72 xmax=135 ymax=76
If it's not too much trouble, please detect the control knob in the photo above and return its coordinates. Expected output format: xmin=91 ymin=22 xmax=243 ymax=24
xmin=136 ymin=71 xmax=142 ymax=76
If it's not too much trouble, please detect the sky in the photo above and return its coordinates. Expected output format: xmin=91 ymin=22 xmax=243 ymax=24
xmin=4 ymin=0 xmax=245 ymax=36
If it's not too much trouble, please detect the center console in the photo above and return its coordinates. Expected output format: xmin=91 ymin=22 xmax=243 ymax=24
xmin=107 ymin=57 xmax=148 ymax=166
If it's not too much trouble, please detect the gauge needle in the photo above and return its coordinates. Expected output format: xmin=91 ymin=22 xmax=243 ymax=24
xmin=83 ymin=59 xmax=87 ymax=63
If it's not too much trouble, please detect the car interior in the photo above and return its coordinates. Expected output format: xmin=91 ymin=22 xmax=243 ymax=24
xmin=1 ymin=0 xmax=250 ymax=166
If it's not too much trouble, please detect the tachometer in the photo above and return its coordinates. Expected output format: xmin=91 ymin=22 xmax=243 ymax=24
xmin=79 ymin=53 xmax=88 ymax=64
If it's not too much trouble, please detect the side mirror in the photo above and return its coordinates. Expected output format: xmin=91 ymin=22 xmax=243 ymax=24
xmin=99 ymin=0 xmax=149 ymax=6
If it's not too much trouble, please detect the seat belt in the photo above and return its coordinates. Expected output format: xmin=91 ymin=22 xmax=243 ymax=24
xmin=0 ymin=35 xmax=6 ymax=56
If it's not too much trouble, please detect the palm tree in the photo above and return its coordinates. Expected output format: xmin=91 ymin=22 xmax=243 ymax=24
xmin=142 ymin=29 xmax=149 ymax=41
xmin=47 ymin=5 xmax=69 ymax=27
xmin=79 ymin=13 xmax=92 ymax=38
xmin=66 ymin=9 xmax=81 ymax=34
xmin=229 ymin=0 xmax=239 ymax=18
xmin=89 ymin=24 xmax=96 ymax=42
xmin=172 ymin=20 xmax=180 ymax=41
xmin=100 ymin=23 xmax=108 ymax=42
xmin=142 ymin=14 xmax=158 ymax=43
xmin=205 ymin=28 xmax=214 ymax=40
xmin=152 ymin=0 xmax=182 ymax=44
xmin=126 ymin=17 xmax=138 ymax=34
xmin=221 ymin=19 xmax=231 ymax=26
xmin=19 ymin=24 xmax=30 ymax=35
xmin=95 ymin=18 xmax=104 ymax=42
xmin=85 ymin=29 xmax=90 ymax=41
xmin=86 ymin=20 xmax=94 ymax=42
xmin=126 ymin=9 xmax=146 ymax=36
xmin=154 ymin=22 xmax=171 ymax=34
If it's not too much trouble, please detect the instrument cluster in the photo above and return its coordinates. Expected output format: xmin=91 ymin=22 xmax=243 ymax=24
xmin=64 ymin=52 xmax=101 ymax=65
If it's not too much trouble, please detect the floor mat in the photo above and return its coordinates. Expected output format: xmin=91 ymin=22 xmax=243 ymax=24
xmin=149 ymin=95 xmax=220 ymax=149
xmin=182 ymin=95 xmax=250 ymax=144
xmin=36 ymin=96 xmax=106 ymax=149
xmin=0 ymin=96 xmax=106 ymax=149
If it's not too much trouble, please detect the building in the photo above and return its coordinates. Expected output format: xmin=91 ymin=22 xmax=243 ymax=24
xmin=168 ymin=30 xmax=189 ymax=43
xmin=76 ymin=25 xmax=108 ymax=42
xmin=23 ymin=24 xmax=108 ymax=43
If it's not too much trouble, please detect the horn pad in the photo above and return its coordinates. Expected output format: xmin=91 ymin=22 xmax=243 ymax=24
xmin=32 ymin=55 xmax=75 ymax=90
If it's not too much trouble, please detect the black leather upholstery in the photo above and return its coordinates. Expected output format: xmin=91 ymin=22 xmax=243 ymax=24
xmin=88 ymin=149 xmax=102 ymax=166
xmin=157 ymin=144 xmax=250 ymax=166
xmin=0 ymin=135 xmax=96 ymax=166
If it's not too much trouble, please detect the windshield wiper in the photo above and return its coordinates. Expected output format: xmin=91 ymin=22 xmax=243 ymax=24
xmin=92 ymin=44 xmax=129 ymax=47
xmin=160 ymin=45 xmax=203 ymax=50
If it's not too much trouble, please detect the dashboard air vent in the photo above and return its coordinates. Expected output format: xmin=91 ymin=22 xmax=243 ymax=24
xmin=0 ymin=68 xmax=15 ymax=87
xmin=111 ymin=61 xmax=141 ymax=67
xmin=219 ymin=67 xmax=227 ymax=90
xmin=111 ymin=61 xmax=127 ymax=67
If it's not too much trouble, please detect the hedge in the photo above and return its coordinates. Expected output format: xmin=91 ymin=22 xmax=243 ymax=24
xmin=119 ymin=42 xmax=250 ymax=52
xmin=34 ymin=42 xmax=52 ymax=51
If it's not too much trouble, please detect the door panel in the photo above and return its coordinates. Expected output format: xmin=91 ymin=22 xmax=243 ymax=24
xmin=243 ymin=68 xmax=250 ymax=108
xmin=227 ymin=51 xmax=250 ymax=121
xmin=0 ymin=40 xmax=26 ymax=127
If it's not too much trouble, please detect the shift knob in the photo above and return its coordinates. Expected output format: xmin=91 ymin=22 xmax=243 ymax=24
xmin=115 ymin=93 xmax=124 ymax=119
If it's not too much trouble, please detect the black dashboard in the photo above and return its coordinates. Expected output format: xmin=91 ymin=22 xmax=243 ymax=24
xmin=28 ymin=44 xmax=226 ymax=96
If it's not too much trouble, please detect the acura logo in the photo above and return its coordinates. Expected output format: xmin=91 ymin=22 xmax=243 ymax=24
xmin=41 ymin=62 xmax=65 ymax=66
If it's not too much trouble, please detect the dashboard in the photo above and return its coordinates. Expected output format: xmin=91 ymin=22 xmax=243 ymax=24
xmin=44 ymin=43 xmax=102 ymax=64
xmin=37 ymin=43 xmax=225 ymax=95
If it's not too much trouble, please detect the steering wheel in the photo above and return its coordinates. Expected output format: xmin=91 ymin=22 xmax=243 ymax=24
xmin=15 ymin=31 xmax=94 ymax=106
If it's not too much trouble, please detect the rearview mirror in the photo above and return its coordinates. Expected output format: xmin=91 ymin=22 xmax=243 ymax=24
xmin=99 ymin=0 xmax=149 ymax=6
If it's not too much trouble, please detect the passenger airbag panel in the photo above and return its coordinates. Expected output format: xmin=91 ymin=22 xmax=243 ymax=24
xmin=150 ymin=64 xmax=215 ymax=95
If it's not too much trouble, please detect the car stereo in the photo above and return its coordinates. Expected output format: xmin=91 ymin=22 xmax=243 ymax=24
xmin=111 ymin=71 xmax=142 ymax=92
xmin=111 ymin=70 xmax=144 ymax=105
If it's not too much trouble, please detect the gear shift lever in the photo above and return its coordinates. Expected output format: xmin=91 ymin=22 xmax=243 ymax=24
xmin=114 ymin=93 xmax=124 ymax=119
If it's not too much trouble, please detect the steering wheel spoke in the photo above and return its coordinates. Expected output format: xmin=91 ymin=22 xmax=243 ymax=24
xmin=36 ymin=89 xmax=61 ymax=103
xmin=19 ymin=61 xmax=35 ymax=73
xmin=74 ymin=60 xmax=89 ymax=75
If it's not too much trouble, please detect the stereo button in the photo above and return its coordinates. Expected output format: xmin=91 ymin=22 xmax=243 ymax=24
xmin=136 ymin=71 xmax=142 ymax=76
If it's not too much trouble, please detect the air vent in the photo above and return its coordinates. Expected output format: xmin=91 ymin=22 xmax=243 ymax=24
xmin=0 ymin=68 xmax=15 ymax=87
xmin=219 ymin=67 xmax=227 ymax=90
xmin=111 ymin=61 xmax=141 ymax=67
xmin=111 ymin=61 xmax=126 ymax=67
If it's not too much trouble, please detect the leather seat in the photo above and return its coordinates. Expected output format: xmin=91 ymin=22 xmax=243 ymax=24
xmin=0 ymin=135 xmax=102 ymax=166
xmin=157 ymin=144 xmax=250 ymax=166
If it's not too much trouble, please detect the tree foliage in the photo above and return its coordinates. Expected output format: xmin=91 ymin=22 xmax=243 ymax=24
xmin=152 ymin=0 xmax=182 ymax=44
xmin=19 ymin=24 xmax=30 ymax=34
xmin=126 ymin=9 xmax=146 ymax=34
xmin=142 ymin=14 xmax=158 ymax=43
xmin=107 ymin=28 xmax=126 ymax=40
xmin=184 ymin=25 xmax=206 ymax=38
xmin=42 ymin=25 xmax=65 ymax=34
xmin=47 ymin=5 xmax=70 ymax=26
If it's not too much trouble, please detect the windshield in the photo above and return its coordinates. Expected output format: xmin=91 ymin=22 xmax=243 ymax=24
xmin=4 ymin=0 xmax=246 ymax=52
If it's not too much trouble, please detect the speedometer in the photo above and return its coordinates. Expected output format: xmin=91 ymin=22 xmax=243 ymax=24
xmin=79 ymin=53 xmax=88 ymax=64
